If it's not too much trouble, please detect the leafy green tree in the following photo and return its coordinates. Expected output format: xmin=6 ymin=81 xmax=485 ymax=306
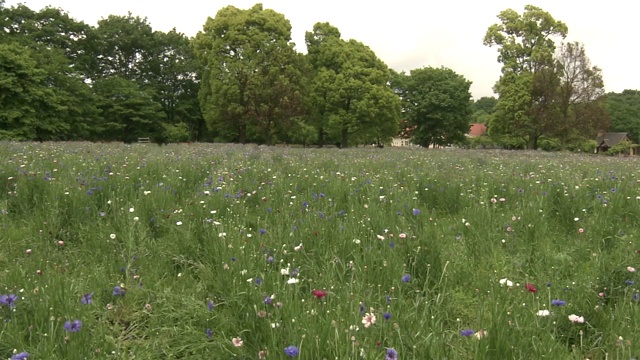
xmin=82 ymin=13 xmax=156 ymax=82
xmin=305 ymin=22 xmax=399 ymax=147
xmin=193 ymin=4 xmax=306 ymax=144
xmin=92 ymin=76 xmax=165 ymax=142
xmin=484 ymin=5 xmax=568 ymax=149
xmin=148 ymin=29 xmax=204 ymax=141
xmin=0 ymin=3 xmax=99 ymax=140
xmin=470 ymin=96 xmax=497 ymax=124
xmin=401 ymin=67 xmax=472 ymax=148
xmin=555 ymin=41 xmax=609 ymax=147
xmin=607 ymin=90 xmax=640 ymax=143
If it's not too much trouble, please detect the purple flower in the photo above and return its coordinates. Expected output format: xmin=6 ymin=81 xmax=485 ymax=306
xmin=412 ymin=208 xmax=420 ymax=216
xmin=0 ymin=294 xmax=18 ymax=308
xmin=208 ymin=300 xmax=214 ymax=311
xmin=81 ymin=292 xmax=93 ymax=304
xmin=386 ymin=348 xmax=398 ymax=360
xmin=112 ymin=286 xmax=125 ymax=296
xmin=383 ymin=312 xmax=392 ymax=320
xmin=460 ymin=329 xmax=474 ymax=337
xmin=267 ymin=256 xmax=274 ymax=263
xmin=389 ymin=242 xmax=395 ymax=249
xmin=206 ymin=328 xmax=212 ymax=338
xmin=551 ymin=299 xmax=566 ymax=306
xmin=402 ymin=274 xmax=411 ymax=283
xmin=284 ymin=345 xmax=299 ymax=357
xmin=255 ymin=278 xmax=263 ymax=286
xmin=626 ymin=280 xmax=635 ymax=285
xmin=260 ymin=228 xmax=267 ymax=235
xmin=264 ymin=296 xmax=272 ymax=305
xmin=63 ymin=319 xmax=82 ymax=332
xmin=633 ymin=293 xmax=640 ymax=302
xmin=11 ymin=352 xmax=29 ymax=360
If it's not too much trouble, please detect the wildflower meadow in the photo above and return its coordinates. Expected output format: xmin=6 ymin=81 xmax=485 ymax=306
xmin=1 ymin=142 xmax=640 ymax=359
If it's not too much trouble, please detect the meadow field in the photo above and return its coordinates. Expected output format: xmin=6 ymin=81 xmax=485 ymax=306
xmin=1 ymin=142 xmax=640 ymax=360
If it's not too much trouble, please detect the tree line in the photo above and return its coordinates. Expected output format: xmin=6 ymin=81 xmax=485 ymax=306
xmin=1 ymin=2 xmax=637 ymax=149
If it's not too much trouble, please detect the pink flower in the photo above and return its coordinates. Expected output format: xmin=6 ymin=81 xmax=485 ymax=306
xmin=232 ymin=337 xmax=243 ymax=347
xmin=578 ymin=228 xmax=584 ymax=233
xmin=399 ymin=233 xmax=407 ymax=239
xmin=568 ymin=314 xmax=585 ymax=323
xmin=362 ymin=313 xmax=376 ymax=328
xmin=627 ymin=266 xmax=636 ymax=272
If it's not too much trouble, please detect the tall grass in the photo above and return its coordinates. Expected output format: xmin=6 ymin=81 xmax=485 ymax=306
xmin=1 ymin=142 xmax=639 ymax=359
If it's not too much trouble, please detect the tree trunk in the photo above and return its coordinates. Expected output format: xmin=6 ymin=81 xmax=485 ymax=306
xmin=527 ymin=132 xmax=538 ymax=150
xmin=341 ymin=127 xmax=348 ymax=148
xmin=318 ymin=127 xmax=324 ymax=148
xmin=239 ymin=125 xmax=247 ymax=144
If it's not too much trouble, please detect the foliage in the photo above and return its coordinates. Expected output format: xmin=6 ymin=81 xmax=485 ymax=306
xmin=305 ymin=22 xmax=400 ymax=147
xmin=193 ymin=4 xmax=306 ymax=145
xmin=92 ymin=76 xmax=166 ymax=142
xmin=484 ymin=5 xmax=568 ymax=149
xmin=555 ymin=42 xmax=609 ymax=148
xmin=398 ymin=67 xmax=472 ymax=148
xmin=605 ymin=140 xmax=637 ymax=156
xmin=607 ymin=90 xmax=640 ymax=143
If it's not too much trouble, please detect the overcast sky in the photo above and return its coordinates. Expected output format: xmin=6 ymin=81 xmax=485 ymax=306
xmin=6 ymin=0 xmax=638 ymax=99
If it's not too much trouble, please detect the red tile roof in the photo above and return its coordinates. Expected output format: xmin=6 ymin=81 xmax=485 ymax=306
xmin=468 ymin=123 xmax=487 ymax=137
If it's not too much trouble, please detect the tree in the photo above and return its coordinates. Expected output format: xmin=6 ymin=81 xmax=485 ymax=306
xmin=0 ymin=3 xmax=99 ymax=140
xmin=82 ymin=13 xmax=156 ymax=82
xmin=92 ymin=76 xmax=165 ymax=142
xmin=147 ymin=29 xmax=204 ymax=141
xmin=401 ymin=67 xmax=472 ymax=148
xmin=193 ymin=4 xmax=306 ymax=144
xmin=305 ymin=23 xmax=400 ymax=147
xmin=607 ymin=90 xmax=640 ymax=143
xmin=471 ymin=96 xmax=497 ymax=124
xmin=554 ymin=41 xmax=609 ymax=147
xmin=484 ymin=5 xmax=568 ymax=149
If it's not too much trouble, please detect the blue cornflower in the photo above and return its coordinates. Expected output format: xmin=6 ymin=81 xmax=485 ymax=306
xmin=63 ymin=319 xmax=82 ymax=332
xmin=389 ymin=242 xmax=395 ymax=249
xmin=260 ymin=228 xmax=267 ymax=235
xmin=0 ymin=294 xmax=18 ymax=308
xmin=402 ymin=274 xmax=411 ymax=283
xmin=412 ymin=208 xmax=420 ymax=216
xmin=633 ymin=293 xmax=640 ymax=302
xmin=383 ymin=312 xmax=392 ymax=320
xmin=231 ymin=257 xmax=237 ymax=262
xmin=460 ymin=329 xmax=475 ymax=337
xmin=11 ymin=352 xmax=29 ymax=360
xmin=551 ymin=299 xmax=566 ymax=306
xmin=284 ymin=345 xmax=299 ymax=357
xmin=206 ymin=328 xmax=212 ymax=338
xmin=81 ymin=292 xmax=93 ymax=304
xmin=208 ymin=300 xmax=214 ymax=311
xmin=626 ymin=280 xmax=635 ymax=285
xmin=264 ymin=296 xmax=272 ymax=305
xmin=255 ymin=278 xmax=263 ymax=286
xmin=386 ymin=348 xmax=398 ymax=360
xmin=112 ymin=286 xmax=125 ymax=296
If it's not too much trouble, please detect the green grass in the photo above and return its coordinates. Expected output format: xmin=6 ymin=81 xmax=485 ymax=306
xmin=1 ymin=142 xmax=640 ymax=359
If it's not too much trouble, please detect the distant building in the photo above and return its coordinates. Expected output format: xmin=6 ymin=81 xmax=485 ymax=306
xmin=595 ymin=132 xmax=637 ymax=155
xmin=466 ymin=123 xmax=487 ymax=138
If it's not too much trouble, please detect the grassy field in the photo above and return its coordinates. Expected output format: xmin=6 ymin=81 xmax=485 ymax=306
xmin=1 ymin=142 xmax=640 ymax=360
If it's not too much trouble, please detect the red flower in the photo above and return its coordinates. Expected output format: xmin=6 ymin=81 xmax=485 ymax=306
xmin=525 ymin=283 xmax=537 ymax=293
xmin=312 ymin=289 xmax=327 ymax=299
